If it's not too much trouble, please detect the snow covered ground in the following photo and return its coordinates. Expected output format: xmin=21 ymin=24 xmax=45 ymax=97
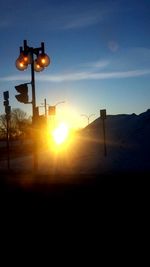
xmin=0 ymin=109 xmax=150 ymax=174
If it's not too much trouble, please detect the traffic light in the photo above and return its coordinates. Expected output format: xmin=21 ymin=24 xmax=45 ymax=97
xmin=3 ymin=91 xmax=11 ymax=115
xmin=48 ymin=106 xmax=56 ymax=116
xmin=3 ymin=90 xmax=9 ymax=101
xmin=15 ymin=83 xmax=29 ymax=103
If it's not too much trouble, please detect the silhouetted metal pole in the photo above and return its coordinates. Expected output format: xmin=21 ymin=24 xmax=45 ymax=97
xmin=31 ymin=50 xmax=36 ymax=119
xmin=44 ymin=98 xmax=47 ymax=117
xmin=39 ymin=98 xmax=48 ymax=117
xmin=15 ymin=40 xmax=50 ymax=172
xmin=3 ymin=91 xmax=11 ymax=170
xmin=30 ymin=50 xmax=38 ymax=171
xmin=102 ymin=118 xmax=107 ymax=157
xmin=6 ymin=114 xmax=10 ymax=169
xmin=100 ymin=109 xmax=107 ymax=157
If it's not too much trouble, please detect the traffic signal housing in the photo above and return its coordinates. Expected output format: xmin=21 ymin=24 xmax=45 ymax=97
xmin=48 ymin=106 xmax=56 ymax=116
xmin=15 ymin=83 xmax=29 ymax=103
xmin=3 ymin=91 xmax=9 ymax=101
xmin=3 ymin=91 xmax=11 ymax=115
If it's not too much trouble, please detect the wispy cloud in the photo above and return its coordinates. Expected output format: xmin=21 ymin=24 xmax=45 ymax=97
xmin=81 ymin=60 xmax=110 ymax=68
xmin=1 ymin=69 xmax=150 ymax=83
xmin=37 ymin=69 xmax=150 ymax=82
xmin=60 ymin=14 xmax=101 ymax=30
xmin=0 ymin=75 xmax=30 ymax=82
xmin=0 ymin=0 xmax=118 ymax=32
xmin=55 ymin=2 xmax=110 ymax=30
xmin=0 ymin=1 xmax=108 ymax=30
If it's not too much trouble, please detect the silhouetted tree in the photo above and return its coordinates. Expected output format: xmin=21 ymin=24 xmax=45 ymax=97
xmin=11 ymin=108 xmax=32 ymax=139
xmin=0 ymin=114 xmax=7 ymax=139
xmin=0 ymin=108 xmax=31 ymax=140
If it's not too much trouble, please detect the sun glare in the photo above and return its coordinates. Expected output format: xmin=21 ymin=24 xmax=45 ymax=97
xmin=52 ymin=123 xmax=69 ymax=145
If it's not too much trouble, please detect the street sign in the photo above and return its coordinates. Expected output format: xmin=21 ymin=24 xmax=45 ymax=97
xmin=100 ymin=109 xmax=106 ymax=119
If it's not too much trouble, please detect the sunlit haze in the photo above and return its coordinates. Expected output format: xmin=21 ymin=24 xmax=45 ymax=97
xmin=52 ymin=123 xmax=69 ymax=145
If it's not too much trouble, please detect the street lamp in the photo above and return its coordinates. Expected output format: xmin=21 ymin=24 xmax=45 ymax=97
xmin=15 ymin=40 xmax=50 ymax=171
xmin=15 ymin=40 xmax=50 ymax=122
xmin=55 ymin=101 xmax=65 ymax=107
xmin=81 ymin=114 xmax=95 ymax=126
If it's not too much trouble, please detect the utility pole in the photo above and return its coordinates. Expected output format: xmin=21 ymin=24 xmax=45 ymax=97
xmin=44 ymin=98 xmax=47 ymax=117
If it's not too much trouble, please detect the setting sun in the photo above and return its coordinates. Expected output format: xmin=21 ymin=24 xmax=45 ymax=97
xmin=52 ymin=123 xmax=69 ymax=145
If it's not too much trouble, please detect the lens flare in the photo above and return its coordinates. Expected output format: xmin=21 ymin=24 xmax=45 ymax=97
xmin=52 ymin=123 xmax=69 ymax=145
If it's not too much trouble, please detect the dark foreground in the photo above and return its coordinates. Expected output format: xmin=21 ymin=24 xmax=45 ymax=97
xmin=0 ymin=171 xmax=149 ymax=255
xmin=0 ymin=170 xmax=148 ymax=219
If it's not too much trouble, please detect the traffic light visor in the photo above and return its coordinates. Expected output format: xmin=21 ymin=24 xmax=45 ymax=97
xmin=15 ymin=83 xmax=28 ymax=93
xmin=15 ymin=83 xmax=29 ymax=103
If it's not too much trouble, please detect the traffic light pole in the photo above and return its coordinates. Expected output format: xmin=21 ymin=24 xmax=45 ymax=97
xmin=6 ymin=114 xmax=10 ymax=170
xmin=31 ymin=51 xmax=38 ymax=172
xmin=15 ymin=40 xmax=50 ymax=173
xmin=31 ymin=50 xmax=36 ymax=119
xmin=3 ymin=91 xmax=11 ymax=170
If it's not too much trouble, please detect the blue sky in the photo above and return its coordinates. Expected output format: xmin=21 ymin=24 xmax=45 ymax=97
xmin=0 ymin=0 xmax=150 ymax=128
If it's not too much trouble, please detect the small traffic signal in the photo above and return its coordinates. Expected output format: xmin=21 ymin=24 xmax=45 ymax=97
xmin=48 ymin=106 xmax=56 ymax=116
xmin=3 ymin=91 xmax=11 ymax=115
xmin=15 ymin=83 xmax=29 ymax=103
xmin=3 ymin=91 xmax=9 ymax=100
